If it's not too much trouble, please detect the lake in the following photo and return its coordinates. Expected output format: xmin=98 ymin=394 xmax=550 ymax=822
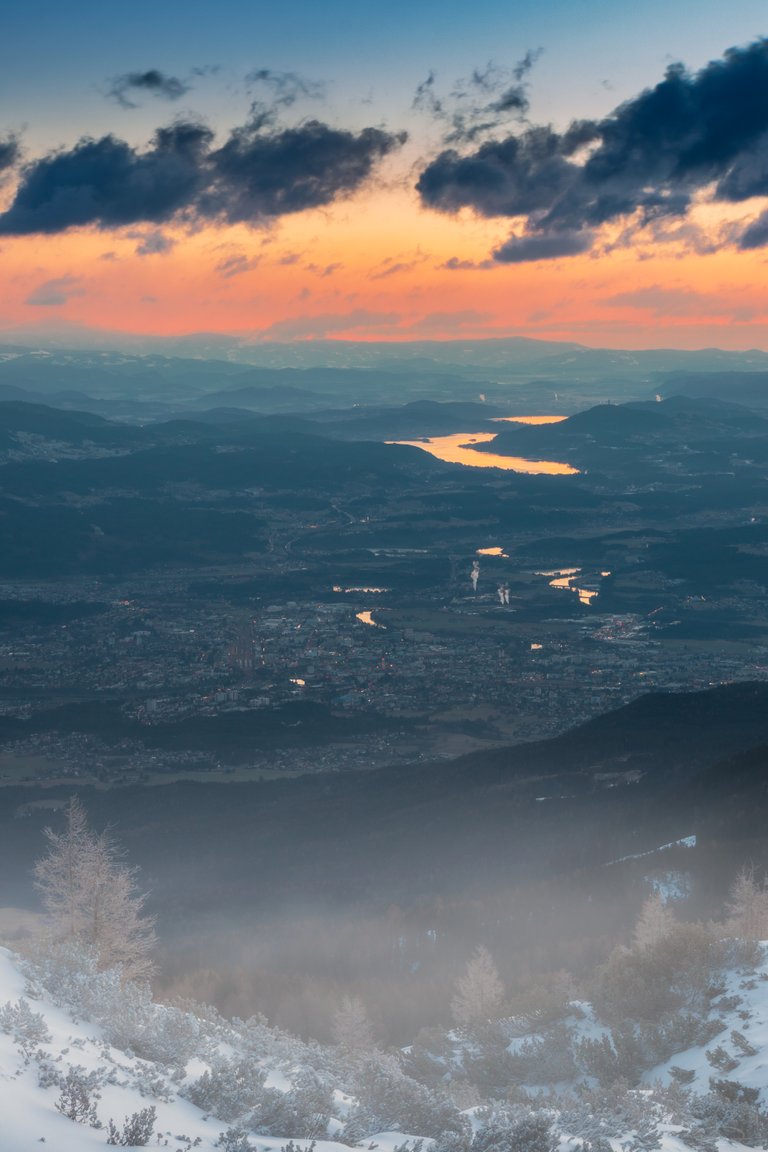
xmin=391 ymin=431 xmax=578 ymax=474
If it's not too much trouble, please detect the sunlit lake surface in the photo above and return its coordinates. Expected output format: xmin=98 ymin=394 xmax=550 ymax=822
xmin=391 ymin=432 xmax=579 ymax=474
xmin=536 ymin=567 xmax=601 ymax=606
xmin=356 ymin=610 xmax=386 ymax=628
xmin=491 ymin=415 xmax=568 ymax=425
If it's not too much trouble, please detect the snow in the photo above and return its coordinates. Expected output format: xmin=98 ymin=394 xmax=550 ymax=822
xmin=0 ymin=944 xmax=214 ymax=1149
xmin=4 ymin=937 xmax=768 ymax=1152
xmin=0 ymin=947 xmax=415 ymax=1152
xmin=644 ymin=944 xmax=768 ymax=1104
xmin=605 ymin=834 xmax=697 ymax=866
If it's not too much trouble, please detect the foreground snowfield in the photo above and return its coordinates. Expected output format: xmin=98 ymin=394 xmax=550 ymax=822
xmin=0 ymin=946 xmax=415 ymax=1151
xmin=2 ymin=943 xmax=768 ymax=1152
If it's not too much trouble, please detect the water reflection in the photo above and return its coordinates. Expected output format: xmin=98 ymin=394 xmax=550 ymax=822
xmin=535 ymin=567 xmax=601 ymax=606
xmin=356 ymin=610 xmax=386 ymax=628
xmin=391 ymin=432 xmax=578 ymax=474
xmin=492 ymin=415 xmax=567 ymax=425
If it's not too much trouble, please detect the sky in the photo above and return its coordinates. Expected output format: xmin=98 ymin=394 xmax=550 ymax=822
xmin=2 ymin=0 xmax=768 ymax=350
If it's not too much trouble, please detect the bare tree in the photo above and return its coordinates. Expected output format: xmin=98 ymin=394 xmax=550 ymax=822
xmin=33 ymin=794 xmax=93 ymax=943
xmin=451 ymin=945 xmax=504 ymax=1029
xmin=34 ymin=796 xmax=156 ymax=982
xmin=333 ymin=994 xmax=375 ymax=1053
xmin=633 ymin=893 xmax=674 ymax=951
xmin=726 ymin=865 xmax=768 ymax=941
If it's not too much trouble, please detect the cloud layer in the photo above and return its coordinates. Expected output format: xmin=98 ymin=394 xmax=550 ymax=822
xmin=417 ymin=38 xmax=768 ymax=261
xmin=0 ymin=113 xmax=404 ymax=235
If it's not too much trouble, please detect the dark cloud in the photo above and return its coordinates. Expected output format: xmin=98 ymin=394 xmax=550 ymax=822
xmin=738 ymin=209 xmax=768 ymax=250
xmin=245 ymin=68 xmax=326 ymax=109
xmin=412 ymin=73 xmax=443 ymax=118
xmin=303 ymin=261 xmax=343 ymax=277
xmin=493 ymin=229 xmax=593 ymax=263
xmin=107 ymin=70 xmax=192 ymax=109
xmin=128 ymin=229 xmax=176 ymax=255
xmin=0 ymin=115 xmax=404 ymax=235
xmin=716 ymin=136 xmax=768 ymax=201
xmin=417 ymin=38 xmax=768 ymax=260
xmin=370 ymin=261 xmax=411 ymax=280
xmin=369 ymin=253 xmax=427 ymax=280
xmin=215 ymin=253 xmax=260 ymax=278
xmin=204 ymin=120 xmax=404 ymax=223
xmin=438 ymin=256 xmax=494 ymax=270
xmin=243 ymin=70 xmax=327 ymax=135
xmin=0 ymin=121 xmax=212 ymax=234
xmin=26 ymin=275 xmax=85 ymax=306
xmin=0 ymin=136 xmax=19 ymax=172
xmin=412 ymin=52 xmax=540 ymax=146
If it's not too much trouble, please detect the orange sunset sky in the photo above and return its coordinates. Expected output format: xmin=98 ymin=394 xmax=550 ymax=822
xmin=2 ymin=0 xmax=768 ymax=350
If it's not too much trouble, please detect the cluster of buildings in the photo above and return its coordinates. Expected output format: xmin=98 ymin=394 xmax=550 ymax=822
xmin=1 ymin=563 xmax=767 ymax=786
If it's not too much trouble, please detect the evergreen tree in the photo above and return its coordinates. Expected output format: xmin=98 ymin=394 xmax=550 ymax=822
xmin=34 ymin=796 xmax=156 ymax=982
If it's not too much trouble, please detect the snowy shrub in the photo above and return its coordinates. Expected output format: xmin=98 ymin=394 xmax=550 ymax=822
xmin=572 ymin=1139 xmax=614 ymax=1152
xmin=346 ymin=1053 xmax=463 ymax=1139
xmin=185 ymin=1057 xmax=267 ymax=1122
xmin=575 ymin=1024 xmax=645 ymax=1086
xmin=133 ymin=1059 xmax=175 ymax=1102
xmin=715 ymin=934 xmax=765 ymax=972
xmin=400 ymin=1027 xmax=453 ymax=1087
xmin=557 ymin=1082 xmax=661 ymax=1149
xmin=473 ymin=1108 xmax=558 ymax=1152
xmin=55 ymin=1066 xmax=101 ymax=1126
xmin=708 ymin=1077 xmax=759 ymax=1105
xmin=431 ymin=1128 xmax=473 ymax=1152
xmin=37 ymin=1056 xmax=64 ymax=1089
xmin=669 ymin=1066 xmax=696 ymax=1085
xmin=462 ymin=1044 xmax=516 ymax=1097
xmin=105 ymin=1105 xmax=157 ymax=1145
xmin=0 ymin=997 xmax=51 ymax=1055
xmin=687 ymin=1083 xmax=768 ymax=1146
xmin=250 ymin=1070 xmax=332 ymax=1138
xmin=215 ymin=1129 xmax=254 ymax=1152
xmin=25 ymin=940 xmax=203 ymax=1068
xmin=593 ymin=924 xmax=716 ymax=1025
xmin=730 ymin=1028 xmax=757 ymax=1056
xmin=507 ymin=1024 xmax=578 ymax=1085
xmin=704 ymin=1045 xmax=739 ymax=1073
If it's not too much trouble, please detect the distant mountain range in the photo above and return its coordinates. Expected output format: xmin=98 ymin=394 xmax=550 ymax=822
xmin=1 ymin=339 xmax=768 ymax=422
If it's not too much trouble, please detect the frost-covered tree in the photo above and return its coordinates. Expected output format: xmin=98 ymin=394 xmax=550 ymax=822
xmin=333 ymin=994 xmax=375 ymax=1053
xmin=726 ymin=865 xmax=768 ymax=941
xmin=34 ymin=796 xmax=156 ymax=982
xmin=633 ymin=894 xmax=674 ymax=951
xmin=450 ymin=946 xmax=504 ymax=1029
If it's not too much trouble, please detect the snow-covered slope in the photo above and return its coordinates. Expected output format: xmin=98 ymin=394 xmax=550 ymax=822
xmin=645 ymin=949 xmax=768 ymax=1101
xmin=0 ymin=946 xmax=413 ymax=1151
xmin=4 ymin=940 xmax=768 ymax=1152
